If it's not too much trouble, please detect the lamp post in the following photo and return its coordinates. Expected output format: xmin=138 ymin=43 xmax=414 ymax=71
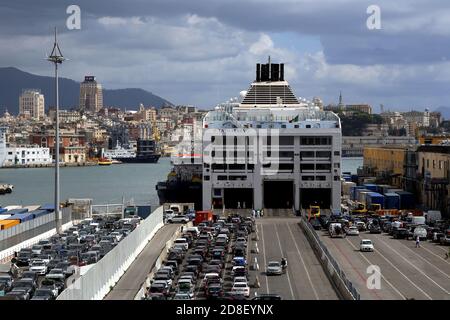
xmin=47 ymin=27 xmax=65 ymax=234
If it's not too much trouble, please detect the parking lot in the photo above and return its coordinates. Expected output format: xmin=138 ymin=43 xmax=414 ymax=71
xmin=145 ymin=214 xmax=339 ymax=300
xmin=317 ymin=223 xmax=450 ymax=300
xmin=0 ymin=215 xmax=142 ymax=300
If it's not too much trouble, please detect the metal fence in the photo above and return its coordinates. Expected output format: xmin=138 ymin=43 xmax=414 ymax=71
xmin=301 ymin=217 xmax=360 ymax=300
xmin=57 ymin=206 xmax=164 ymax=300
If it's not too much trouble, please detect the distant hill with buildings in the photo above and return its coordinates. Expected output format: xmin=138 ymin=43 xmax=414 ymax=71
xmin=434 ymin=106 xmax=450 ymax=120
xmin=0 ymin=67 xmax=172 ymax=115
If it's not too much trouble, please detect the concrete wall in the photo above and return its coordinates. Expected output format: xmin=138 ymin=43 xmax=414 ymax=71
xmin=57 ymin=206 xmax=164 ymax=300
xmin=299 ymin=217 xmax=360 ymax=300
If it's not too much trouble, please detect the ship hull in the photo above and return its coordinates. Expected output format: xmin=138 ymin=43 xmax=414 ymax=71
xmin=156 ymin=181 xmax=202 ymax=209
xmin=116 ymin=154 xmax=161 ymax=163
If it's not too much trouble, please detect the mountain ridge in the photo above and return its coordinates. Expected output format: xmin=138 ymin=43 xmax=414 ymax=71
xmin=0 ymin=67 xmax=173 ymax=114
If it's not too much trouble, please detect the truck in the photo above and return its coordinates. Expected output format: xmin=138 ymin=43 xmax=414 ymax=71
xmin=425 ymin=211 xmax=442 ymax=225
xmin=384 ymin=193 xmax=400 ymax=210
xmin=351 ymin=202 xmax=367 ymax=214
xmin=366 ymin=192 xmax=384 ymax=210
xmin=395 ymin=191 xmax=415 ymax=209
xmin=194 ymin=210 xmax=213 ymax=226
xmin=329 ymin=223 xmax=346 ymax=238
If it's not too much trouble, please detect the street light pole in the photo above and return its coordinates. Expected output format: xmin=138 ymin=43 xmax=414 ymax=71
xmin=47 ymin=27 xmax=65 ymax=234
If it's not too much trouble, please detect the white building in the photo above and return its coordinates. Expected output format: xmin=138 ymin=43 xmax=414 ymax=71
xmin=201 ymin=61 xmax=342 ymax=212
xmin=19 ymin=89 xmax=45 ymax=120
xmin=0 ymin=128 xmax=51 ymax=167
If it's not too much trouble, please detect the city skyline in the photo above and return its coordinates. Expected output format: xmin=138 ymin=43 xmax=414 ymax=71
xmin=1 ymin=1 xmax=450 ymax=112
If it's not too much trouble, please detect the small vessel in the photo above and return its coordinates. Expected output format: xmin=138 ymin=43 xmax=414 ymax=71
xmin=98 ymin=158 xmax=112 ymax=166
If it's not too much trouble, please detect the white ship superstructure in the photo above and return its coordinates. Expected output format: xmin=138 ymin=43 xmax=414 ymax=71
xmin=102 ymin=142 xmax=136 ymax=160
xmin=201 ymin=60 xmax=342 ymax=212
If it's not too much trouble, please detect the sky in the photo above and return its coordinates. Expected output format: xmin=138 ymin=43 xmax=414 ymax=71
xmin=1 ymin=0 xmax=450 ymax=112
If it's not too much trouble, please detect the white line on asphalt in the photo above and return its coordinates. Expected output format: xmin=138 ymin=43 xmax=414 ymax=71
xmin=344 ymin=237 xmax=406 ymax=300
xmin=346 ymin=236 xmax=432 ymax=300
xmin=260 ymin=223 xmax=269 ymax=294
xmin=376 ymin=237 xmax=450 ymax=295
xmin=286 ymin=223 xmax=320 ymax=300
xmin=394 ymin=241 xmax=450 ymax=277
xmin=423 ymin=242 xmax=450 ymax=255
xmin=274 ymin=224 xmax=295 ymax=300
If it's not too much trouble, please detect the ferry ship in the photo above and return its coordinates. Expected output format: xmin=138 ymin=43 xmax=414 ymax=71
xmin=157 ymin=58 xmax=342 ymax=213
xmin=103 ymin=139 xmax=160 ymax=164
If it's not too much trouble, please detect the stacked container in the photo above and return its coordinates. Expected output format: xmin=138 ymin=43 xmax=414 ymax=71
xmin=384 ymin=193 xmax=400 ymax=210
xmin=363 ymin=184 xmax=378 ymax=192
xmin=366 ymin=192 xmax=384 ymax=209
xmin=0 ymin=220 xmax=20 ymax=230
xmin=6 ymin=212 xmax=34 ymax=223
xmin=395 ymin=191 xmax=415 ymax=209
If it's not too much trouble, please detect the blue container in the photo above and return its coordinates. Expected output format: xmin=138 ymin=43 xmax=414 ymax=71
xmin=137 ymin=206 xmax=152 ymax=219
xmin=6 ymin=213 xmax=34 ymax=222
xmin=395 ymin=191 xmax=415 ymax=209
xmin=39 ymin=204 xmax=55 ymax=212
xmin=30 ymin=210 xmax=50 ymax=218
xmin=343 ymin=175 xmax=352 ymax=182
xmin=366 ymin=192 xmax=384 ymax=209
xmin=363 ymin=184 xmax=378 ymax=192
xmin=5 ymin=208 xmax=28 ymax=215
xmin=384 ymin=193 xmax=400 ymax=210
xmin=0 ymin=208 xmax=8 ymax=214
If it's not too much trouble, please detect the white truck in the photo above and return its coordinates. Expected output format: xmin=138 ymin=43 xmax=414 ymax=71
xmin=329 ymin=223 xmax=346 ymax=238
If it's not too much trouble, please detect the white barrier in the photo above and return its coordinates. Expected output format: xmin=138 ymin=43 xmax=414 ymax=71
xmin=57 ymin=206 xmax=164 ymax=300
xmin=0 ymin=220 xmax=73 ymax=263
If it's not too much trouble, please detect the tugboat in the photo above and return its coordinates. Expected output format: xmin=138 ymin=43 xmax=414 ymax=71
xmin=97 ymin=158 xmax=112 ymax=166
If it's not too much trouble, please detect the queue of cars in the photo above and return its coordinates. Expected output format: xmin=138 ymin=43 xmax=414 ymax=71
xmin=311 ymin=212 xmax=450 ymax=252
xmin=0 ymin=215 xmax=141 ymax=300
xmin=146 ymin=214 xmax=256 ymax=300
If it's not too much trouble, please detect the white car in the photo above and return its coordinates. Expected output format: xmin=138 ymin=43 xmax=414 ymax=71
xmin=347 ymin=226 xmax=360 ymax=236
xmin=355 ymin=221 xmax=366 ymax=231
xmin=174 ymin=238 xmax=189 ymax=250
xmin=360 ymin=239 xmax=374 ymax=252
xmin=266 ymin=261 xmax=283 ymax=275
xmin=29 ymin=259 xmax=47 ymax=275
xmin=233 ymin=276 xmax=248 ymax=285
xmin=31 ymin=245 xmax=43 ymax=255
xmin=110 ymin=232 xmax=123 ymax=242
xmin=231 ymin=282 xmax=250 ymax=297
xmin=168 ymin=215 xmax=189 ymax=224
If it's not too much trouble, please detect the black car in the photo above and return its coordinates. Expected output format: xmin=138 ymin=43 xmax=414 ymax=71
xmin=31 ymin=289 xmax=56 ymax=300
xmin=253 ymin=294 xmax=282 ymax=300
xmin=0 ymin=275 xmax=13 ymax=293
xmin=5 ymin=289 xmax=29 ymax=300
xmin=393 ymin=228 xmax=411 ymax=239
xmin=11 ymin=280 xmax=35 ymax=297
xmin=206 ymin=283 xmax=223 ymax=299
xmin=14 ymin=252 xmax=31 ymax=267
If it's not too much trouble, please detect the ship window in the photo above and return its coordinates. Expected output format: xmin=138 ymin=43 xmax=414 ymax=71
xmin=302 ymin=176 xmax=315 ymax=181
xmin=334 ymin=176 xmax=340 ymax=181
xmin=218 ymin=176 xmax=227 ymax=180
xmin=247 ymin=164 xmax=254 ymax=170
xmin=306 ymin=125 xmax=311 ymax=128
xmin=300 ymin=163 xmax=314 ymax=172
xmin=334 ymin=151 xmax=340 ymax=156
xmin=316 ymin=163 xmax=331 ymax=171
xmin=300 ymin=151 xmax=314 ymax=159
xmin=204 ymin=163 xmax=210 ymax=168
xmin=316 ymin=176 xmax=326 ymax=181
xmin=211 ymin=136 xmax=216 ymax=142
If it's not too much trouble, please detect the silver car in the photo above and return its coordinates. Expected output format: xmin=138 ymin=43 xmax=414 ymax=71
xmin=266 ymin=261 xmax=283 ymax=275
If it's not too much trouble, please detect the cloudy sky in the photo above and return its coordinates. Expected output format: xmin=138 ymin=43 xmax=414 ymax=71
xmin=1 ymin=0 xmax=450 ymax=111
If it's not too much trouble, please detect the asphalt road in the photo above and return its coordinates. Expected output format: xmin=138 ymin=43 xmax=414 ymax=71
xmin=250 ymin=217 xmax=339 ymax=300
xmin=104 ymin=224 xmax=180 ymax=300
xmin=318 ymin=229 xmax=450 ymax=300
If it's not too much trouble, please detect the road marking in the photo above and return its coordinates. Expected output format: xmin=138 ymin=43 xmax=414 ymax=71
xmin=421 ymin=241 xmax=450 ymax=257
xmin=393 ymin=240 xmax=450 ymax=277
xmin=345 ymin=235 xmax=432 ymax=300
xmin=259 ymin=223 xmax=269 ymax=294
xmin=376 ymin=237 xmax=450 ymax=295
xmin=344 ymin=237 xmax=406 ymax=300
xmin=274 ymin=224 xmax=295 ymax=300
xmin=286 ymin=223 xmax=320 ymax=300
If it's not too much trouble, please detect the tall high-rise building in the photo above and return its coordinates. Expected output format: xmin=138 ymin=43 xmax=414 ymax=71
xmin=19 ymin=89 xmax=45 ymax=119
xmin=79 ymin=76 xmax=103 ymax=113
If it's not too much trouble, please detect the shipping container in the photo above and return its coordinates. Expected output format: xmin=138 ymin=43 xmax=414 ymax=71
xmin=376 ymin=184 xmax=392 ymax=195
xmin=355 ymin=188 xmax=370 ymax=203
xmin=137 ymin=205 xmax=152 ymax=219
xmin=384 ymin=193 xmax=400 ymax=210
xmin=366 ymin=192 xmax=385 ymax=209
xmin=351 ymin=175 xmax=359 ymax=183
xmin=4 ymin=205 xmax=22 ymax=211
xmin=343 ymin=175 xmax=352 ymax=182
xmin=6 ymin=208 xmax=29 ymax=215
xmin=351 ymin=186 xmax=367 ymax=201
xmin=342 ymin=181 xmax=356 ymax=197
xmin=0 ymin=220 xmax=20 ymax=230
xmin=0 ymin=214 xmax=12 ymax=220
xmin=0 ymin=208 xmax=7 ymax=214
xmin=24 ymin=205 xmax=40 ymax=212
xmin=363 ymin=184 xmax=378 ymax=192
xmin=39 ymin=204 xmax=55 ymax=212
xmin=359 ymin=191 xmax=372 ymax=205
xmin=387 ymin=188 xmax=403 ymax=194
xmin=395 ymin=191 xmax=415 ymax=209
xmin=30 ymin=209 xmax=50 ymax=218
xmin=6 ymin=212 xmax=34 ymax=222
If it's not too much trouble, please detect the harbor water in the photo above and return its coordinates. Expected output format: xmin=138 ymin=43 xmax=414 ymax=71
xmin=0 ymin=157 xmax=362 ymax=207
